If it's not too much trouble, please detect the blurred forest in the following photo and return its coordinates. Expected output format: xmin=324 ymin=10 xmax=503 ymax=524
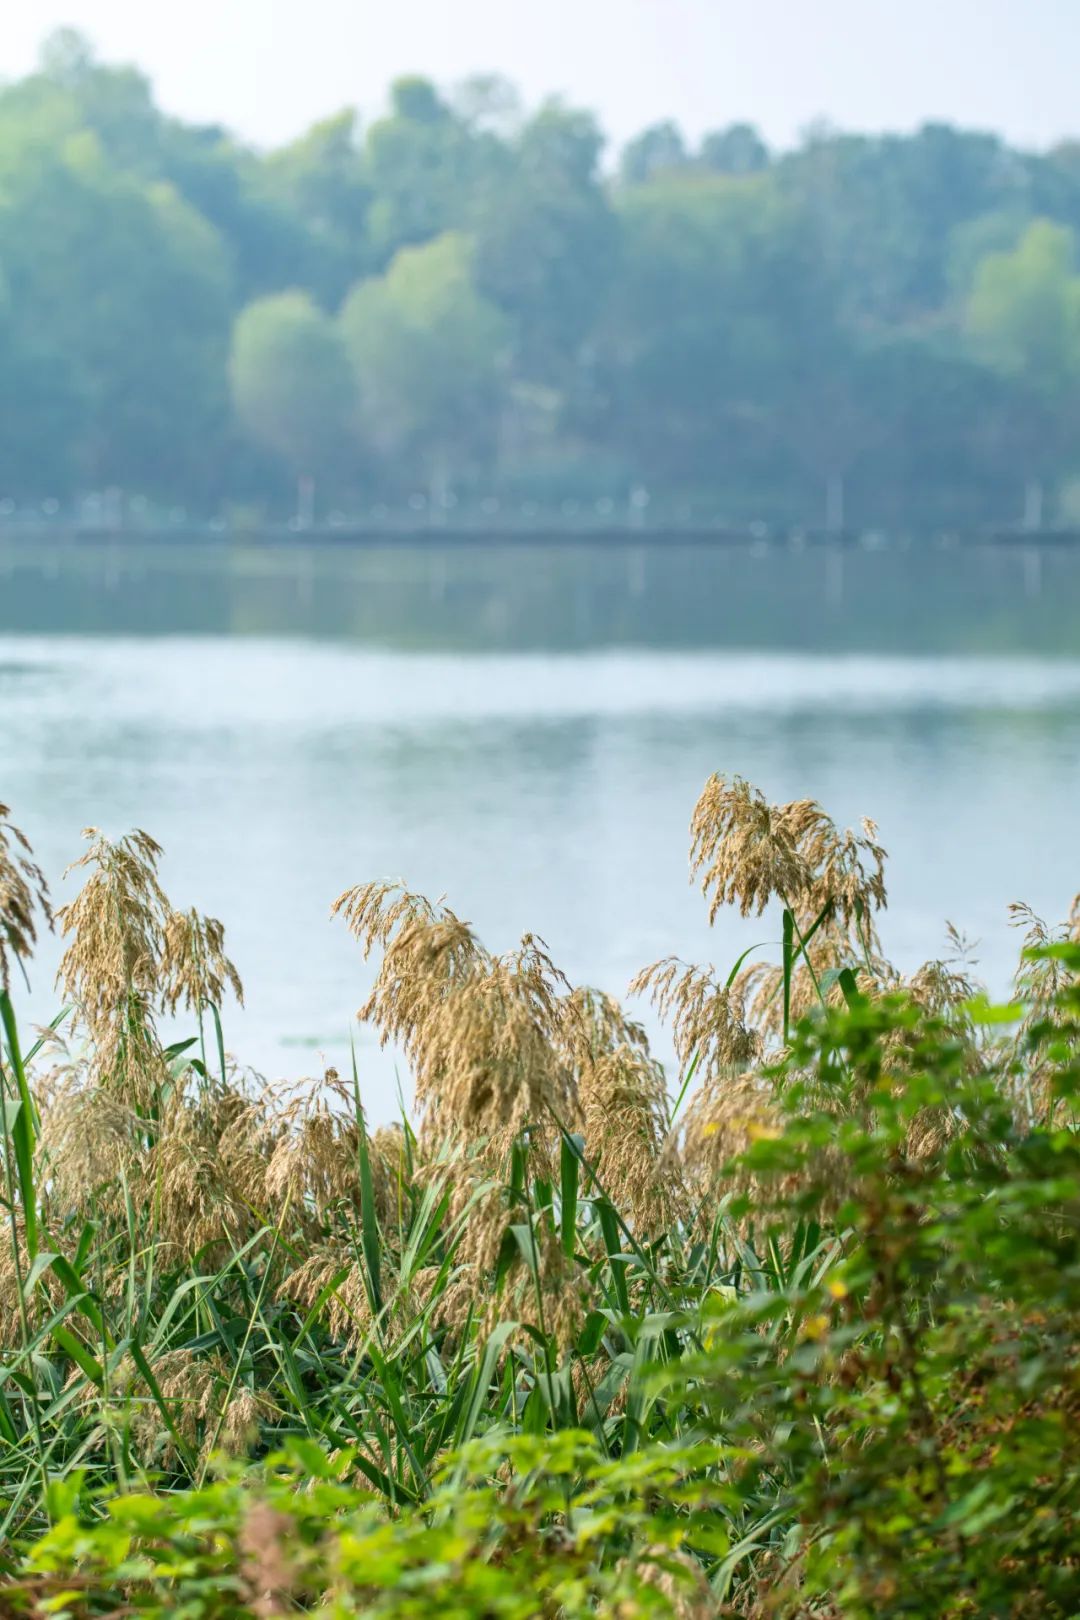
xmin=6 ymin=29 xmax=1080 ymax=528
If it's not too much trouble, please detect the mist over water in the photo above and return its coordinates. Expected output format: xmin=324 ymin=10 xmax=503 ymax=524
xmin=3 ymin=537 xmax=1079 ymax=1120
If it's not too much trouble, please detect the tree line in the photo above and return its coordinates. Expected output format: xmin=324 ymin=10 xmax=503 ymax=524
xmin=4 ymin=29 xmax=1080 ymax=528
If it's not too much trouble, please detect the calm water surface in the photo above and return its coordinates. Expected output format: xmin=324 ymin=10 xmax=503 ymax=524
xmin=2 ymin=537 xmax=1079 ymax=1118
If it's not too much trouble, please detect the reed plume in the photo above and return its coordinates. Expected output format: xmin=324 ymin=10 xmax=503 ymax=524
xmin=104 ymin=1349 xmax=272 ymax=1466
xmin=0 ymin=803 xmax=51 ymax=990
xmin=335 ymin=882 xmax=577 ymax=1153
xmin=262 ymin=1069 xmax=397 ymax=1228
xmin=630 ymin=958 xmax=761 ymax=1077
xmin=55 ymin=827 xmax=170 ymax=1104
xmin=640 ymin=775 xmax=891 ymax=1060
xmin=36 ymin=1061 xmax=143 ymax=1215
xmin=1010 ymin=898 xmax=1079 ymax=1016
xmin=54 ymin=828 xmax=245 ymax=1120
xmin=1007 ymin=898 xmax=1080 ymax=1121
xmin=161 ymin=906 xmax=244 ymax=1016
xmin=566 ymin=987 xmax=684 ymax=1233
xmin=689 ymin=773 xmax=886 ymax=926
xmin=903 ymin=922 xmax=982 ymax=1020
xmin=278 ymin=1239 xmax=378 ymax=1347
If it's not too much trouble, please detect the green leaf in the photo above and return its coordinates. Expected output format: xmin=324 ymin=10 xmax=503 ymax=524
xmin=0 ymin=989 xmax=38 ymax=1258
xmin=560 ymin=1133 xmax=581 ymax=1258
xmin=782 ymin=910 xmax=794 ymax=1042
xmin=595 ymin=1198 xmax=630 ymax=1315
xmin=352 ymin=1048 xmax=384 ymax=1319
xmin=51 ymin=1324 xmax=104 ymax=1387
xmin=962 ymin=994 xmax=1025 ymax=1025
xmin=837 ymin=967 xmax=863 ymax=1008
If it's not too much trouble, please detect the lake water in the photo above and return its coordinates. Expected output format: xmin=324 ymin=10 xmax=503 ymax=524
xmin=2 ymin=535 xmax=1079 ymax=1120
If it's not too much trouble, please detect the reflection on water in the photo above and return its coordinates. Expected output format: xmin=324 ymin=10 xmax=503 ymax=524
xmin=2 ymin=538 xmax=1079 ymax=1118
xmin=1 ymin=535 xmax=1079 ymax=654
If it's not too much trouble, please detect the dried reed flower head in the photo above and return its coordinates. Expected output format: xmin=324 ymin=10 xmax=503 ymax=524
xmin=218 ymin=1384 xmax=273 ymax=1459
xmin=109 ymin=1349 xmax=269 ymax=1465
xmin=160 ymin=906 xmax=243 ymax=1015
xmin=630 ymin=957 xmax=761 ymax=1078
xmin=488 ymin=1226 xmax=591 ymax=1354
xmin=904 ymin=923 xmax=981 ymax=1021
xmin=145 ymin=1084 xmax=264 ymax=1256
xmin=420 ymin=939 xmax=577 ymax=1152
xmin=415 ymin=1263 xmax=485 ymax=1343
xmin=368 ymin=1122 xmax=409 ymax=1227
xmin=538 ymin=1235 xmax=591 ymax=1352
xmin=730 ymin=927 xmax=892 ymax=1043
xmin=441 ymin=1160 xmax=514 ymax=1276
xmin=571 ymin=1353 xmax=625 ymax=1426
xmin=41 ymin=1047 xmax=276 ymax=1251
xmin=278 ymin=1240 xmax=376 ymax=1348
xmin=580 ymin=1043 xmax=684 ymax=1235
xmin=36 ymin=1071 xmax=144 ymax=1215
xmin=334 ymin=882 xmax=482 ymax=1062
xmin=565 ymin=988 xmax=685 ymax=1233
xmin=1007 ymin=900 xmax=1080 ymax=1121
xmin=57 ymin=827 xmax=167 ymax=1016
xmin=261 ymin=1069 xmax=405 ymax=1231
xmin=0 ymin=1216 xmax=63 ymax=1349
xmin=639 ymin=778 xmax=888 ymax=1103
xmin=689 ymin=774 xmax=887 ymax=929
xmin=1011 ymin=900 xmax=1075 ymax=1012
xmin=691 ymin=775 xmax=814 ymax=921
xmin=632 ymin=1545 xmax=715 ymax=1620
xmin=561 ymin=985 xmax=651 ymax=1064
xmin=0 ymin=803 xmax=51 ymax=990
xmin=676 ymin=1069 xmax=782 ymax=1198
xmin=55 ymin=827 xmax=171 ymax=1100
xmin=336 ymin=882 xmax=578 ymax=1154
xmin=211 ymin=1086 xmax=281 ymax=1212
xmin=803 ymin=816 xmax=887 ymax=931
xmin=264 ymin=1075 xmax=356 ymax=1215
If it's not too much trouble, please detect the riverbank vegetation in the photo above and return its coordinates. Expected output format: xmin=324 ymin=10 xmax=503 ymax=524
xmin=7 ymin=31 xmax=1080 ymax=527
xmin=0 ymin=778 xmax=1076 ymax=1615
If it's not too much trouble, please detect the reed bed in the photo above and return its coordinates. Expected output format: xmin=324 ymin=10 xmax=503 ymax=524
xmin=0 ymin=782 xmax=1077 ymax=1618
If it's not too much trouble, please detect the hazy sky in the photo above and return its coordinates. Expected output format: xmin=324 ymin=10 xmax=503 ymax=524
xmin=2 ymin=0 xmax=1078 ymax=155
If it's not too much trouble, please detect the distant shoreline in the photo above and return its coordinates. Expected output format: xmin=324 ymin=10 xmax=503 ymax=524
xmin=3 ymin=523 xmax=1079 ymax=551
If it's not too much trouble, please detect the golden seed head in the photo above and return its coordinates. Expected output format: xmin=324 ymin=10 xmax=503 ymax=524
xmin=336 ymin=882 xmax=579 ymax=1155
xmin=0 ymin=803 xmax=52 ymax=991
xmin=689 ymin=773 xmax=887 ymax=929
xmin=630 ymin=957 xmax=761 ymax=1078
xmin=55 ymin=827 xmax=170 ymax=1100
xmin=160 ymin=906 xmax=244 ymax=1015
xmin=569 ymin=987 xmax=686 ymax=1233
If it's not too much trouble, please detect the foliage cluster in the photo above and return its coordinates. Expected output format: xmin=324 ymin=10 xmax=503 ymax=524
xmin=7 ymin=32 xmax=1080 ymax=522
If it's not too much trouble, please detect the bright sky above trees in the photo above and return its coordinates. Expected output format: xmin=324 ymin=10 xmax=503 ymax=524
xmin=2 ymin=0 xmax=1079 ymax=153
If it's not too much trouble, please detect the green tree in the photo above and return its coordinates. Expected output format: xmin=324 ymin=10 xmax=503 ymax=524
xmin=471 ymin=103 xmax=617 ymax=384
xmin=619 ymin=120 xmax=688 ymax=185
xmin=0 ymin=120 xmax=232 ymax=495
xmin=340 ymin=231 xmax=508 ymax=495
xmin=0 ymin=272 xmax=87 ymax=498
xmin=229 ymin=290 xmax=356 ymax=497
xmin=966 ymin=218 xmax=1080 ymax=524
xmin=699 ymin=122 xmax=769 ymax=175
xmin=261 ymin=112 xmax=371 ymax=306
xmin=1 ymin=30 xmax=331 ymax=307
xmin=363 ymin=78 xmax=500 ymax=266
xmin=593 ymin=172 xmax=841 ymax=504
xmin=784 ymin=122 xmax=1024 ymax=325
